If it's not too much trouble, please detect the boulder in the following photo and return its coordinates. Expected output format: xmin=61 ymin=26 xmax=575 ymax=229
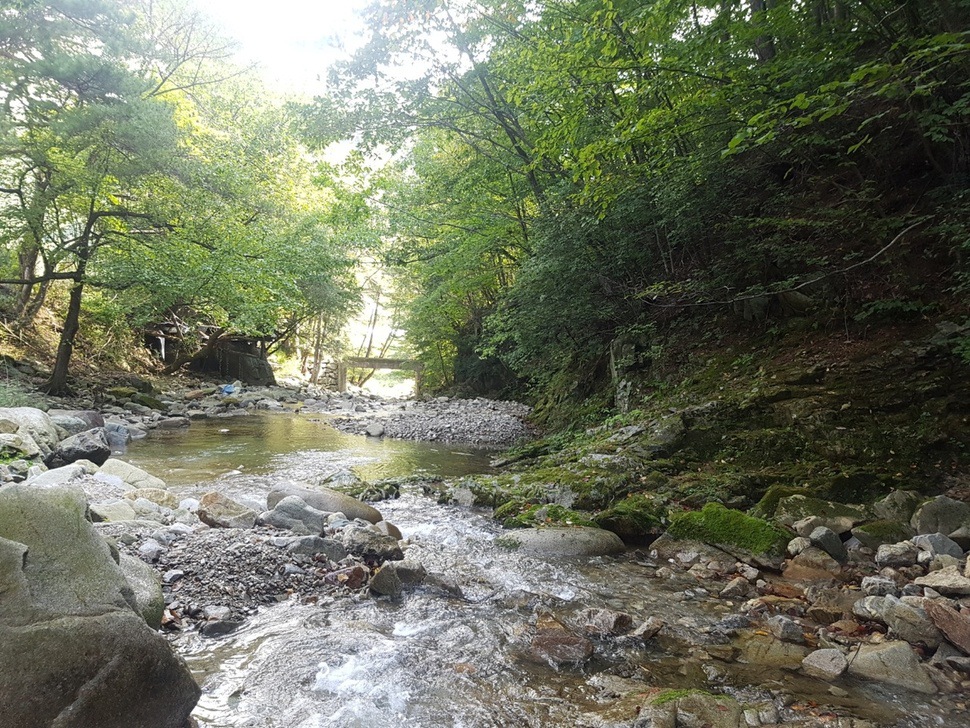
xmin=0 ymin=407 xmax=60 ymax=458
xmin=267 ymin=483 xmax=381 ymax=524
xmin=882 ymin=596 xmax=942 ymax=648
xmin=873 ymin=489 xmax=922 ymax=523
xmin=924 ymin=599 xmax=970 ymax=655
xmin=99 ymin=458 xmax=167 ymax=490
xmin=25 ymin=462 xmax=89 ymax=488
xmin=782 ymin=546 xmax=841 ymax=584
xmin=875 ymin=541 xmax=919 ymax=568
xmin=914 ymin=566 xmax=970 ymax=596
xmin=861 ymin=575 xmax=899 ymax=597
xmin=496 ymin=527 xmax=625 ymax=558
xmin=340 ymin=523 xmax=404 ymax=562
xmin=369 ymin=559 xmax=427 ymax=597
xmin=0 ymin=432 xmax=42 ymax=460
xmin=46 ymin=427 xmax=111 ymax=468
xmin=912 ymin=533 xmax=964 ymax=559
xmin=0 ymin=484 xmax=199 ymax=726
xmin=767 ymin=614 xmax=804 ymax=643
xmin=774 ymin=495 xmax=869 ymax=535
xmin=802 ymin=648 xmax=848 ymax=680
xmin=581 ymin=608 xmax=634 ymax=636
xmin=374 ymin=520 xmax=403 ymax=540
xmin=89 ymin=500 xmax=138 ymax=523
xmin=528 ymin=613 xmax=594 ymax=666
xmin=257 ymin=496 xmax=328 ymax=535
xmin=851 ymin=520 xmax=915 ymax=550
xmin=123 ymin=488 xmax=179 ymax=510
xmin=198 ymin=492 xmax=257 ymax=529
xmin=48 ymin=413 xmax=91 ymax=437
xmin=846 ymin=641 xmax=937 ymax=694
xmin=364 ymin=422 xmax=385 ymax=437
xmin=911 ymin=496 xmax=970 ymax=537
xmin=809 ymin=526 xmax=847 ymax=563
xmin=285 ymin=536 xmax=348 ymax=561
xmin=637 ymin=691 xmax=743 ymax=728
xmin=118 ymin=552 xmax=165 ymax=628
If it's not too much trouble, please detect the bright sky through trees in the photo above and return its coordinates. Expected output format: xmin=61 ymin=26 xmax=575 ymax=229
xmin=200 ymin=0 xmax=370 ymax=94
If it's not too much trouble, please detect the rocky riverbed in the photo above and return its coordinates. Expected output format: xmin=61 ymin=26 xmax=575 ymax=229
xmin=3 ymin=364 xmax=970 ymax=726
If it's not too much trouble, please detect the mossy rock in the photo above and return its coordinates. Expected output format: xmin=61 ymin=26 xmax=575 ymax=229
xmin=818 ymin=469 xmax=890 ymax=503
xmin=130 ymin=393 xmax=166 ymax=411
xmin=105 ymin=387 xmax=137 ymax=400
xmin=749 ymin=485 xmax=813 ymax=520
xmin=851 ymin=519 xmax=915 ymax=549
xmin=498 ymin=503 xmax=596 ymax=529
xmin=593 ymin=493 xmax=666 ymax=543
xmin=774 ymin=494 xmax=870 ymax=531
xmin=667 ymin=503 xmax=790 ymax=562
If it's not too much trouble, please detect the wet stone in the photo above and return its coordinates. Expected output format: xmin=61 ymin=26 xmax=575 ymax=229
xmin=581 ymin=608 xmax=634 ymax=636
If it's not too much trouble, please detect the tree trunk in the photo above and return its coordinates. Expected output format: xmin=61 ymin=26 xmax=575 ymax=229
xmin=43 ymin=273 xmax=84 ymax=394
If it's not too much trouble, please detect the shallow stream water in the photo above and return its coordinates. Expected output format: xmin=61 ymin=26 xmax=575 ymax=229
xmin=126 ymin=414 xmax=958 ymax=728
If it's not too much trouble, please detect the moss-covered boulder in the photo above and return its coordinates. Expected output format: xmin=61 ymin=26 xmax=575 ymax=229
xmin=749 ymin=485 xmax=812 ymax=520
xmin=593 ymin=493 xmax=666 ymax=543
xmin=131 ymin=392 xmax=167 ymax=411
xmin=667 ymin=503 xmax=790 ymax=568
xmin=639 ymin=689 xmax=743 ymax=728
xmin=851 ymin=519 xmax=916 ymax=549
xmin=773 ymin=494 xmax=870 ymax=535
xmin=495 ymin=502 xmax=595 ymax=529
xmin=105 ymin=386 xmax=137 ymax=400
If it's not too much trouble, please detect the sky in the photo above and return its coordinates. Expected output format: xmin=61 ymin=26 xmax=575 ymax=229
xmin=199 ymin=0 xmax=371 ymax=96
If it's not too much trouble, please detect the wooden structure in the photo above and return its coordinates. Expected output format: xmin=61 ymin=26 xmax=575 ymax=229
xmin=338 ymin=357 xmax=424 ymax=396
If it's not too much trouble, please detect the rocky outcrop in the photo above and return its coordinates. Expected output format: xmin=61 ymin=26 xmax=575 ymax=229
xmin=0 ymin=484 xmax=199 ymax=727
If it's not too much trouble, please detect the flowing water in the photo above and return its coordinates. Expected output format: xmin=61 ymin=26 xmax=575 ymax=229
xmin=126 ymin=414 xmax=958 ymax=728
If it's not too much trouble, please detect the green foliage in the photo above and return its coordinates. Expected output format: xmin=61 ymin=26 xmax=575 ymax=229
xmin=294 ymin=0 xmax=970 ymax=409
xmin=0 ymin=1 xmax=358 ymax=386
xmin=667 ymin=503 xmax=790 ymax=556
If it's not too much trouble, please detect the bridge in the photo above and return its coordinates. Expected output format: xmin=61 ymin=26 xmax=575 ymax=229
xmin=337 ymin=357 xmax=425 ymax=396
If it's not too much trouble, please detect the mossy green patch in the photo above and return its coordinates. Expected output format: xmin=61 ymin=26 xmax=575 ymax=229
xmin=667 ymin=503 xmax=789 ymax=556
xmin=131 ymin=392 xmax=166 ymax=410
xmin=106 ymin=386 xmax=137 ymax=400
xmin=499 ymin=503 xmax=596 ymax=529
xmin=749 ymin=485 xmax=812 ymax=520
xmin=593 ymin=493 xmax=666 ymax=542
xmin=650 ymin=688 xmax=712 ymax=707
xmin=852 ymin=519 xmax=913 ymax=548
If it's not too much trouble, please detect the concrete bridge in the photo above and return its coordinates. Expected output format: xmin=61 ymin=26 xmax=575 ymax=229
xmin=337 ymin=357 xmax=424 ymax=396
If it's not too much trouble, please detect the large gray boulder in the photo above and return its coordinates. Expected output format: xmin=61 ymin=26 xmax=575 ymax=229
xmin=268 ymin=482 xmax=381 ymax=524
xmin=496 ymin=527 xmax=625 ymax=557
xmin=0 ymin=484 xmax=199 ymax=727
xmin=0 ymin=406 xmax=60 ymax=459
xmin=911 ymin=496 xmax=970 ymax=536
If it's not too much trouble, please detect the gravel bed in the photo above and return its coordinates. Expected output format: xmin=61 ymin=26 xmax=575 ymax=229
xmin=322 ymin=396 xmax=533 ymax=446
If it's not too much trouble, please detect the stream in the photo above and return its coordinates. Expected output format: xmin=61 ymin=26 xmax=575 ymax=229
xmin=125 ymin=414 xmax=955 ymax=728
